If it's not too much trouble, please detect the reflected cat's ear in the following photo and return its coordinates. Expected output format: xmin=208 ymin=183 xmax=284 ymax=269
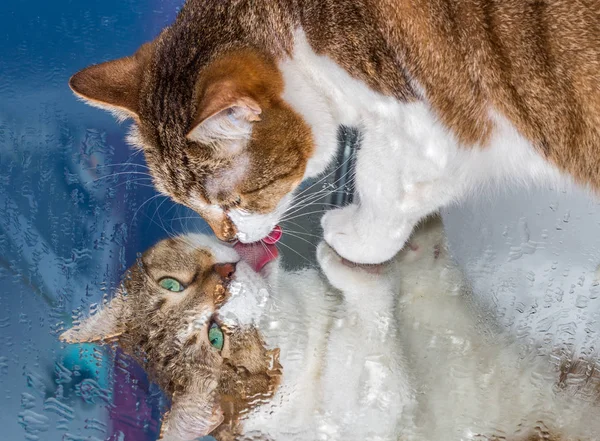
xmin=159 ymin=380 xmax=224 ymax=441
xmin=69 ymin=42 xmax=153 ymax=121
xmin=186 ymin=80 xmax=262 ymax=153
xmin=59 ymin=294 xmax=127 ymax=344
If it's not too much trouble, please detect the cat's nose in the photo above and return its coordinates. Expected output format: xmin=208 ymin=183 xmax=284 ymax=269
xmin=200 ymin=211 xmax=238 ymax=242
xmin=217 ymin=216 xmax=237 ymax=242
xmin=213 ymin=262 xmax=236 ymax=280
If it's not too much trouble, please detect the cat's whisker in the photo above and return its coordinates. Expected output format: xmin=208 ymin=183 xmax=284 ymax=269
xmin=281 ymin=209 xmax=331 ymax=223
xmin=280 ymin=178 xmax=352 ymax=218
xmin=283 ymin=188 xmax=346 ymax=218
xmin=282 ymin=200 xmax=345 ymax=219
xmin=129 ymin=193 xmax=166 ymax=229
xmin=294 ymin=157 xmax=356 ymax=203
xmin=280 ymin=227 xmax=323 ymax=240
xmin=281 ymin=220 xmax=312 ymax=234
xmin=290 ymin=181 xmax=349 ymax=205
xmin=169 ymin=216 xmax=202 ymax=222
xmin=276 ymin=240 xmax=312 ymax=264
xmin=285 ymin=189 xmax=333 ymax=211
xmin=169 ymin=208 xmax=212 ymax=241
xmin=148 ymin=214 xmax=178 ymax=239
xmin=114 ymin=177 xmax=154 ymax=189
xmin=281 ymin=231 xmax=317 ymax=248
xmin=157 ymin=202 xmax=176 ymax=238
xmin=281 ymin=199 xmax=349 ymax=221
xmin=135 ymin=204 xmax=177 ymax=239
xmin=86 ymin=171 xmax=154 ymax=184
xmin=162 ymin=200 xmax=183 ymax=223
xmin=149 ymin=195 xmax=171 ymax=228
xmin=259 ymin=239 xmax=277 ymax=259
xmin=292 ymin=152 xmax=354 ymax=200
xmin=123 ymin=183 xmax=157 ymax=190
xmin=284 ymin=168 xmax=356 ymax=215
xmin=82 ymin=162 xmax=150 ymax=172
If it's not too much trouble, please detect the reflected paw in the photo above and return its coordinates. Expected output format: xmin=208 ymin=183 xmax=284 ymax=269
xmin=316 ymin=241 xmax=383 ymax=292
xmin=321 ymin=205 xmax=409 ymax=264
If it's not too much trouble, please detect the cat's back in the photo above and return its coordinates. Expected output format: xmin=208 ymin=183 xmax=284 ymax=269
xmin=375 ymin=0 xmax=600 ymax=187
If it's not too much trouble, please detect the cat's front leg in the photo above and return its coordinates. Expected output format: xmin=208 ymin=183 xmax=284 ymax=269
xmin=321 ymin=99 xmax=467 ymax=264
xmin=316 ymin=241 xmax=397 ymax=316
xmin=321 ymin=202 xmax=413 ymax=264
xmin=321 ymin=178 xmax=457 ymax=264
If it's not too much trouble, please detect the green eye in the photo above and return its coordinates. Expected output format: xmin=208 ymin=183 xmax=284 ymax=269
xmin=159 ymin=277 xmax=184 ymax=292
xmin=208 ymin=322 xmax=224 ymax=351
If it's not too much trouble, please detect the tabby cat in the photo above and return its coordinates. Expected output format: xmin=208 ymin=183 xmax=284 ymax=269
xmin=61 ymin=217 xmax=598 ymax=441
xmin=68 ymin=0 xmax=600 ymax=264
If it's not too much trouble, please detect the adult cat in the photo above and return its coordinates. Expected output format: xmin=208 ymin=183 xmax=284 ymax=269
xmin=69 ymin=0 xmax=600 ymax=264
xmin=60 ymin=218 xmax=598 ymax=441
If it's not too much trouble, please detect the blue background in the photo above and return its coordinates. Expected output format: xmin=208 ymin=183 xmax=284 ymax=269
xmin=0 ymin=1 xmax=206 ymax=440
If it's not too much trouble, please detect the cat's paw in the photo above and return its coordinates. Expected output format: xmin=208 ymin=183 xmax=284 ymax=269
xmin=321 ymin=204 xmax=410 ymax=264
xmin=316 ymin=241 xmax=386 ymax=293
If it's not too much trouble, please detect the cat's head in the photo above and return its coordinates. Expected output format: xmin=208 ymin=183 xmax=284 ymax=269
xmin=60 ymin=235 xmax=282 ymax=440
xmin=69 ymin=26 xmax=314 ymax=243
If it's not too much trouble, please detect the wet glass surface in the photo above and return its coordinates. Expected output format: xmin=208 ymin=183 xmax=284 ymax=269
xmin=1 ymin=1 xmax=599 ymax=441
xmin=0 ymin=2 xmax=330 ymax=439
xmin=1 ymin=1 xmax=183 ymax=439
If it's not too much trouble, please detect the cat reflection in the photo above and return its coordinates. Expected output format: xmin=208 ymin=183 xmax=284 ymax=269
xmin=61 ymin=217 xmax=598 ymax=441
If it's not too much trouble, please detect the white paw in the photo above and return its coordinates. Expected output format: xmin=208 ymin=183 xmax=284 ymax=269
xmin=321 ymin=204 xmax=411 ymax=264
xmin=316 ymin=241 xmax=385 ymax=292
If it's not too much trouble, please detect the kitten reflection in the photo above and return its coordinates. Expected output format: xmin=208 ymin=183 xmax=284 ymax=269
xmin=60 ymin=217 xmax=599 ymax=441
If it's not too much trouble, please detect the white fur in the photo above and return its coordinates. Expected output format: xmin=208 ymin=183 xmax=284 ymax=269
xmin=74 ymin=93 xmax=134 ymax=124
xmin=187 ymin=107 xmax=253 ymax=156
xmin=217 ymin=269 xmax=270 ymax=327
xmin=222 ymin=221 xmax=597 ymax=441
xmin=186 ymin=234 xmax=277 ymax=327
xmin=275 ymin=30 xmax=566 ymax=264
xmin=186 ymin=233 xmax=240 ymax=263
xmin=188 ymin=191 xmax=293 ymax=244
xmin=228 ymin=193 xmax=294 ymax=243
xmin=125 ymin=125 xmax=146 ymax=151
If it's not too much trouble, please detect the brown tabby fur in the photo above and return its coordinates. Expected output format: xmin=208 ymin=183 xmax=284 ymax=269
xmin=555 ymin=348 xmax=600 ymax=404
xmin=69 ymin=0 xmax=600 ymax=239
xmin=61 ymin=237 xmax=281 ymax=440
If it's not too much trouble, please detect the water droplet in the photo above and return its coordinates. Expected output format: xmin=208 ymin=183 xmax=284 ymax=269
xmin=575 ymin=295 xmax=589 ymax=309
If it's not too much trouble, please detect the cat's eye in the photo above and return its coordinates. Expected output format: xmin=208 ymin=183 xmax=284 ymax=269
xmin=208 ymin=322 xmax=224 ymax=351
xmin=158 ymin=277 xmax=184 ymax=292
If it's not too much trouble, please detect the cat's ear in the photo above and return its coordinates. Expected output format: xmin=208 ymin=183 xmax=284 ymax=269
xmin=69 ymin=43 xmax=153 ymax=121
xmin=159 ymin=380 xmax=224 ymax=441
xmin=186 ymin=81 xmax=262 ymax=152
xmin=59 ymin=294 xmax=127 ymax=344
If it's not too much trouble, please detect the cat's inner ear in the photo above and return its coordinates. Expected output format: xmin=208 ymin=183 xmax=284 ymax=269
xmin=59 ymin=294 xmax=127 ymax=344
xmin=68 ymin=43 xmax=152 ymax=121
xmin=159 ymin=382 xmax=224 ymax=440
xmin=186 ymin=80 xmax=262 ymax=153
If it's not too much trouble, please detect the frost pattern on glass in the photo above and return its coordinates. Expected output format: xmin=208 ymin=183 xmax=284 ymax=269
xmin=2 ymin=0 xmax=599 ymax=440
xmin=0 ymin=1 xmax=184 ymax=440
xmin=444 ymin=186 xmax=600 ymax=403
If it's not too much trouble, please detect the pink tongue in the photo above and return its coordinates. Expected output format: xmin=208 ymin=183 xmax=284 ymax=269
xmin=234 ymin=226 xmax=282 ymax=272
